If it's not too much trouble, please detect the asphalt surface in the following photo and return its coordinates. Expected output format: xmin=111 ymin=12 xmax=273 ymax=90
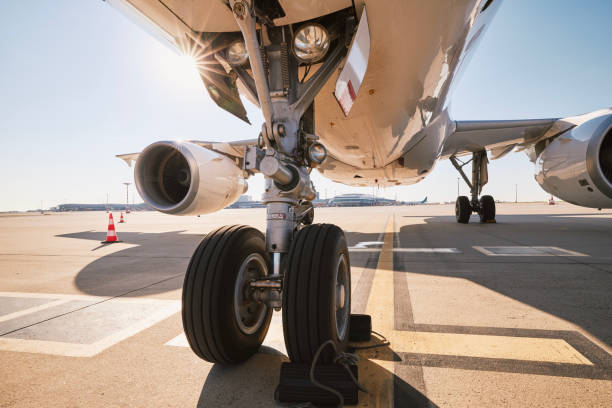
xmin=0 ymin=203 xmax=611 ymax=407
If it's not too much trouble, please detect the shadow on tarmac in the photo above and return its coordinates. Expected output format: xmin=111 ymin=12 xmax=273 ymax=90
xmin=57 ymin=230 xmax=203 ymax=297
xmin=196 ymin=345 xmax=438 ymax=407
xmin=57 ymin=212 xmax=612 ymax=350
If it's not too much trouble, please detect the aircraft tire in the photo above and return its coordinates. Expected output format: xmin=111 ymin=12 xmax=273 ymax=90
xmin=456 ymin=196 xmax=472 ymax=223
xmin=182 ymin=225 xmax=272 ymax=364
xmin=479 ymin=195 xmax=496 ymax=223
xmin=282 ymin=224 xmax=351 ymax=363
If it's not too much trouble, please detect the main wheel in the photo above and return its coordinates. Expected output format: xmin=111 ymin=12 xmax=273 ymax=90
xmin=455 ymin=196 xmax=472 ymax=224
xmin=182 ymin=225 xmax=272 ymax=364
xmin=479 ymin=195 xmax=496 ymax=223
xmin=282 ymin=224 xmax=351 ymax=363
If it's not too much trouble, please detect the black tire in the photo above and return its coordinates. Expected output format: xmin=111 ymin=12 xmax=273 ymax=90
xmin=182 ymin=225 xmax=272 ymax=364
xmin=282 ymin=224 xmax=351 ymax=363
xmin=479 ymin=195 xmax=496 ymax=223
xmin=455 ymin=196 xmax=472 ymax=224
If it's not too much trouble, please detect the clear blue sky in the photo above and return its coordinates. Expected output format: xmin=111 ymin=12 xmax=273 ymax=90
xmin=1 ymin=0 xmax=611 ymax=211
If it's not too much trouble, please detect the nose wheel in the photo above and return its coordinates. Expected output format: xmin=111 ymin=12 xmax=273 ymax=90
xmin=182 ymin=225 xmax=272 ymax=364
xmin=282 ymin=224 xmax=351 ymax=363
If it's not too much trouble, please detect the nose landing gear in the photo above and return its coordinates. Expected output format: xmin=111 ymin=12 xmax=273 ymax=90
xmin=451 ymin=150 xmax=496 ymax=224
xmin=181 ymin=0 xmax=353 ymax=365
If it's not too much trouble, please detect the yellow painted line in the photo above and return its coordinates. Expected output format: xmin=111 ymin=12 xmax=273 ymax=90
xmin=393 ymin=332 xmax=592 ymax=365
xmin=357 ymin=215 xmax=593 ymax=407
xmin=362 ymin=215 xmax=395 ymax=408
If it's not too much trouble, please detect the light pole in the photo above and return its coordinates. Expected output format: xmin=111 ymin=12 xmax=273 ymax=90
xmin=515 ymin=184 xmax=518 ymax=203
xmin=123 ymin=182 xmax=131 ymax=213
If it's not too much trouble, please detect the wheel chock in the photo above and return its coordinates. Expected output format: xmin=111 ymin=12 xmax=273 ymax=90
xmin=349 ymin=314 xmax=372 ymax=342
xmin=276 ymin=362 xmax=359 ymax=406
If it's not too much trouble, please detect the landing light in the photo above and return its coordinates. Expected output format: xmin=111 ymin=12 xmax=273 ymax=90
xmin=226 ymin=40 xmax=249 ymax=66
xmin=293 ymin=23 xmax=330 ymax=64
xmin=308 ymin=142 xmax=327 ymax=164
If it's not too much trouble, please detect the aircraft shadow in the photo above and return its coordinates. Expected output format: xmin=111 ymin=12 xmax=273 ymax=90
xmin=57 ymin=230 xmax=204 ymax=297
xmin=393 ymin=212 xmax=612 ymax=349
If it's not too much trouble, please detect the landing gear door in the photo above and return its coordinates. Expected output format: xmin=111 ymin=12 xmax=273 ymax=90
xmin=334 ymin=7 xmax=370 ymax=117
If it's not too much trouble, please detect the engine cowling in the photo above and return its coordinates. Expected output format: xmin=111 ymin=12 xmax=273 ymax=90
xmin=134 ymin=141 xmax=247 ymax=215
xmin=535 ymin=113 xmax=612 ymax=208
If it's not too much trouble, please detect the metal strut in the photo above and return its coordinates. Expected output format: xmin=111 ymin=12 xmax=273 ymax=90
xmin=450 ymin=150 xmax=488 ymax=211
xmin=230 ymin=0 xmax=349 ymax=310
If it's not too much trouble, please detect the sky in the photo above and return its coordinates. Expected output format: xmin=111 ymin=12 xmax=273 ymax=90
xmin=1 ymin=0 xmax=611 ymax=211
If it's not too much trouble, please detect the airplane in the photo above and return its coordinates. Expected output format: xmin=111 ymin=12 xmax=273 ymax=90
xmin=108 ymin=0 xmax=612 ymax=365
xmin=405 ymin=196 xmax=428 ymax=206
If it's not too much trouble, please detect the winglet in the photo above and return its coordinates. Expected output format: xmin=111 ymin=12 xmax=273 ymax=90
xmin=116 ymin=153 xmax=139 ymax=167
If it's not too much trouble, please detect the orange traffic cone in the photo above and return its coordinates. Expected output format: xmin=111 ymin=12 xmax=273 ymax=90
xmin=119 ymin=212 xmax=125 ymax=223
xmin=101 ymin=213 xmax=121 ymax=243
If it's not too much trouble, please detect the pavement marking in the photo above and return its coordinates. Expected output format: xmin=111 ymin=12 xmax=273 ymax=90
xmin=0 ymin=303 xmax=179 ymax=357
xmin=350 ymin=241 xmax=383 ymax=249
xmin=165 ymin=333 xmax=188 ymax=347
xmin=362 ymin=215 xmax=396 ymax=408
xmin=0 ymin=298 xmax=71 ymax=323
xmin=0 ymin=292 xmax=180 ymax=357
xmin=392 ymin=332 xmax=592 ymax=365
xmin=473 ymin=246 xmax=588 ymax=257
xmin=358 ymin=218 xmax=595 ymax=405
xmin=350 ymin=248 xmax=460 ymax=253
xmin=166 ymin=313 xmax=288 ymax=355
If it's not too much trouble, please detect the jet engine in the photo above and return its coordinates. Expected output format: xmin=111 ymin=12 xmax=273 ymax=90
xmin=134 ymin=141 xmax=247 ymax=215
xmin=535 ymin=113 xmax=612 ymax=208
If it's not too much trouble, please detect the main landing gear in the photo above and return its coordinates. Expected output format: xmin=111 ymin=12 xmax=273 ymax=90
xmin=182 ymin=1 xmax=354 ymax=364
xmin=450 ymin=150 xmax=496 ymax=224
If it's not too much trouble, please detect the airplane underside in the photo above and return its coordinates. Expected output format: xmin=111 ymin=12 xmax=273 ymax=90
xmin=109 ymin=0 xmax=612 ymax=371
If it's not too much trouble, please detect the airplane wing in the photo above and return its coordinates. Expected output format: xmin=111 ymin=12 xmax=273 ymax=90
xmin=441 ymin=109 xmax=611 ymax=161
xmin=441 ymin=118 xmax=559 ymax=160
xmin=116 ymin=138 xmax=257 ymax=167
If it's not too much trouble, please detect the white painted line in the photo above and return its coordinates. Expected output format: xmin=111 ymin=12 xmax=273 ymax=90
xmin=393 ymin=331 xmax=593 ymax=365
xmin=0 ymin=295 xmax=180 ymax=357
xmin=349 ymin=248 xmax=460 ymax=253
xmin=0 ymin=291 xmax=184 ymax=304
xmin=394 ymin=248 xmax=460 ymax=253
xmin=473 ymin=246 xmax=587 ymax=257
xmin=0 ymin=298 xmax=72 ymax=323
xmin=165 ymin=333 xmax=188 ymax=347
xmin=0 ymin=291 xmax=109 ymax=301
xmin=349 ymin=241 xmax=383 ymax=249
xmin=165 ymin=313 xmax=288 ymax=355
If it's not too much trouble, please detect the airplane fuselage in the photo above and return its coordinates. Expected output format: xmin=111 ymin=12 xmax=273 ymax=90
xmin=315 ymin=0 xmax=500 ymax=186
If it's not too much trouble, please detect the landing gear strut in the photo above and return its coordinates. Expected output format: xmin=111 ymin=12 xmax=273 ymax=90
xmin=182 ymin=1 xmax=354 ymax=364
xmin=450 ymin=150 xmax=496 ymax=223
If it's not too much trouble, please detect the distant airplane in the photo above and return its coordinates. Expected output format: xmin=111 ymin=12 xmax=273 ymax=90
xmin=107 ymin=0 xmax=612 ymax=366
xmin=405 ymin=197 xmax=428 ymax=206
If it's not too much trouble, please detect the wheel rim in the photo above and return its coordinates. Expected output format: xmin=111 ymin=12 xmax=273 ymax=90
xmin=334 ymin=253 xmax=350 ymax=340
xmin=234 ymin=253 xmax=268 ymax=335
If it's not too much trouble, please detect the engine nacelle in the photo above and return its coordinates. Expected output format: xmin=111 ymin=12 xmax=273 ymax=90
xmin=134 ymin=141 xmax=247 ymax=215
xmin=535 ymin=113 xmax=612 ymax=208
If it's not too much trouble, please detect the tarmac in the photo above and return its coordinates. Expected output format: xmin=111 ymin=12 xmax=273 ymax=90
xmin=0 ymin=203 xmax=611 ymax=407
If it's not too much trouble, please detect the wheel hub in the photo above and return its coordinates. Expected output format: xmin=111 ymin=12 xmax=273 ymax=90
xmin=334 ymin=253 xmax=349 ymax=340
xmin=234 ymin=253 xmax=268 ymax=335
